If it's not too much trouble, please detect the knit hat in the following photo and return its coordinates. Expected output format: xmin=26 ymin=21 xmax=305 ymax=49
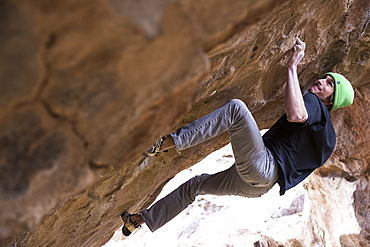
xmin=324 ymin=72 xmax=354 ymax=111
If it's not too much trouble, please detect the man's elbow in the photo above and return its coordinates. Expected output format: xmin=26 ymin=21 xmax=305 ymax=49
xmin=287 ymin=113 xmax=308 ymax=123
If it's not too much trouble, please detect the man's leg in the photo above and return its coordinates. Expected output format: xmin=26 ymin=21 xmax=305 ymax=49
xmin=169 ymin=99 xmax=276 ymax=184
xmin=225 ymin=101 xmax=277 ymax=186
xmin=169 ymin=99 xmax=253 ymax=152
xmin=132 ymin=99 xmax=277 ymax=232
xmin=140 ymin=161 xmax=277 ymax=232
xmin=140 ymin=164 xmax=256 ymax=232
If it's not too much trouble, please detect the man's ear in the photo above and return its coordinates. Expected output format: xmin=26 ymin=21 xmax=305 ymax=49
xmin=324 ymin=93 xmax=335 ymax=106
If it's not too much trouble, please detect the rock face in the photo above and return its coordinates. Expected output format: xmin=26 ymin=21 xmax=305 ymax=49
xmin=0 ymin=0 xmax=369 ymax=246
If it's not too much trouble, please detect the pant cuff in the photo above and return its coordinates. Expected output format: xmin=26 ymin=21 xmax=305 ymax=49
xmin=170 ymin=132 xmax=182 ymax=154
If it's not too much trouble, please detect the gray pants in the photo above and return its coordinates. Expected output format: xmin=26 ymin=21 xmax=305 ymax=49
xmin=141 ymin=99 xmax=278 ymax=232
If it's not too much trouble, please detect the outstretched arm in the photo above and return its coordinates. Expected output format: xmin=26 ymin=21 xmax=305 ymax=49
xmin=284 ymin=37 xmax=308 ymax=123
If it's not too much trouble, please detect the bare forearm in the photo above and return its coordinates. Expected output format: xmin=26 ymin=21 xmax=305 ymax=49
xmin=285 ymin=65 xmax=307 ymax=122
xmin=284 ymin=37 xmax=308 ymax=123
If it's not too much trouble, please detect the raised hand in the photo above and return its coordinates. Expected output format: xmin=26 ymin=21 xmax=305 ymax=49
xmin=287 ymin=37 xmax=306 ymax=67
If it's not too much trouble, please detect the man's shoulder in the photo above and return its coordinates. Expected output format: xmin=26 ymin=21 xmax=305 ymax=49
xmin=303 ymin=92 xmax=320 ymax=101
xmin=304 ymin=93 xmax=327 ymax=110
xmin=303 ymin=93 xmax=332 ymax=126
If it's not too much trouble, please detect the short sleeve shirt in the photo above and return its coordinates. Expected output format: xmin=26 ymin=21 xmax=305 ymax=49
xmin=263 ymin=93 xmax=336 ymax=195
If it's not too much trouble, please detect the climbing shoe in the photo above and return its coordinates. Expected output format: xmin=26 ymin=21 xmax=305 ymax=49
xmin=121 ymin=212 xmax=141 ymax=237
xmin=143 ymin=135 xmax=167 ymax=157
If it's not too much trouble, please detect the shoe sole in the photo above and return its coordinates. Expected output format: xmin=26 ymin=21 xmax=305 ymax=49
xmin=121 ymin=212 xmax=136 ymax=236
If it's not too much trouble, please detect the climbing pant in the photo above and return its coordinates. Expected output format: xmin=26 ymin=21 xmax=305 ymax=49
xmin=141 ymin=99 xmax=278 ymax=232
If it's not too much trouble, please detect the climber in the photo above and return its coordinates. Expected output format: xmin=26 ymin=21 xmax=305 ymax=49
xmin=120 ymin=37 xmax=355 ymax=236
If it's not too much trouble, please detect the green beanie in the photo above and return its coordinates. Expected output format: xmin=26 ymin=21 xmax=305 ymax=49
xmin=324 ymin=72 xmax=354 ymax=111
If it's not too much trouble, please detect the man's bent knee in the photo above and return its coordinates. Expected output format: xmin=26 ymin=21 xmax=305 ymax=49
xmin=229 ymin=99 xmax=247 ymax=110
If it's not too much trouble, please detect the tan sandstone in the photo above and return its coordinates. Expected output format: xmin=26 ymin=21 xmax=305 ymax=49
xmin=0 ymin=0 xmax=369 ymax=246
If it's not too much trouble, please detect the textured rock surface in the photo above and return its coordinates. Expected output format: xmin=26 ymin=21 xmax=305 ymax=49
xmin=0 ymin=0 xmax=369 ymax=246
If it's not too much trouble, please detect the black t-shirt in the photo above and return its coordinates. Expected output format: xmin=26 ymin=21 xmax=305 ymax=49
xmin=263 ymin=93 xmax=336 ymax=195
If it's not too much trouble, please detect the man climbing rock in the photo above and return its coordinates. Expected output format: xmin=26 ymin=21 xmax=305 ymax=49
xmin=120 ymin=37 xmax=354 ymax=236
